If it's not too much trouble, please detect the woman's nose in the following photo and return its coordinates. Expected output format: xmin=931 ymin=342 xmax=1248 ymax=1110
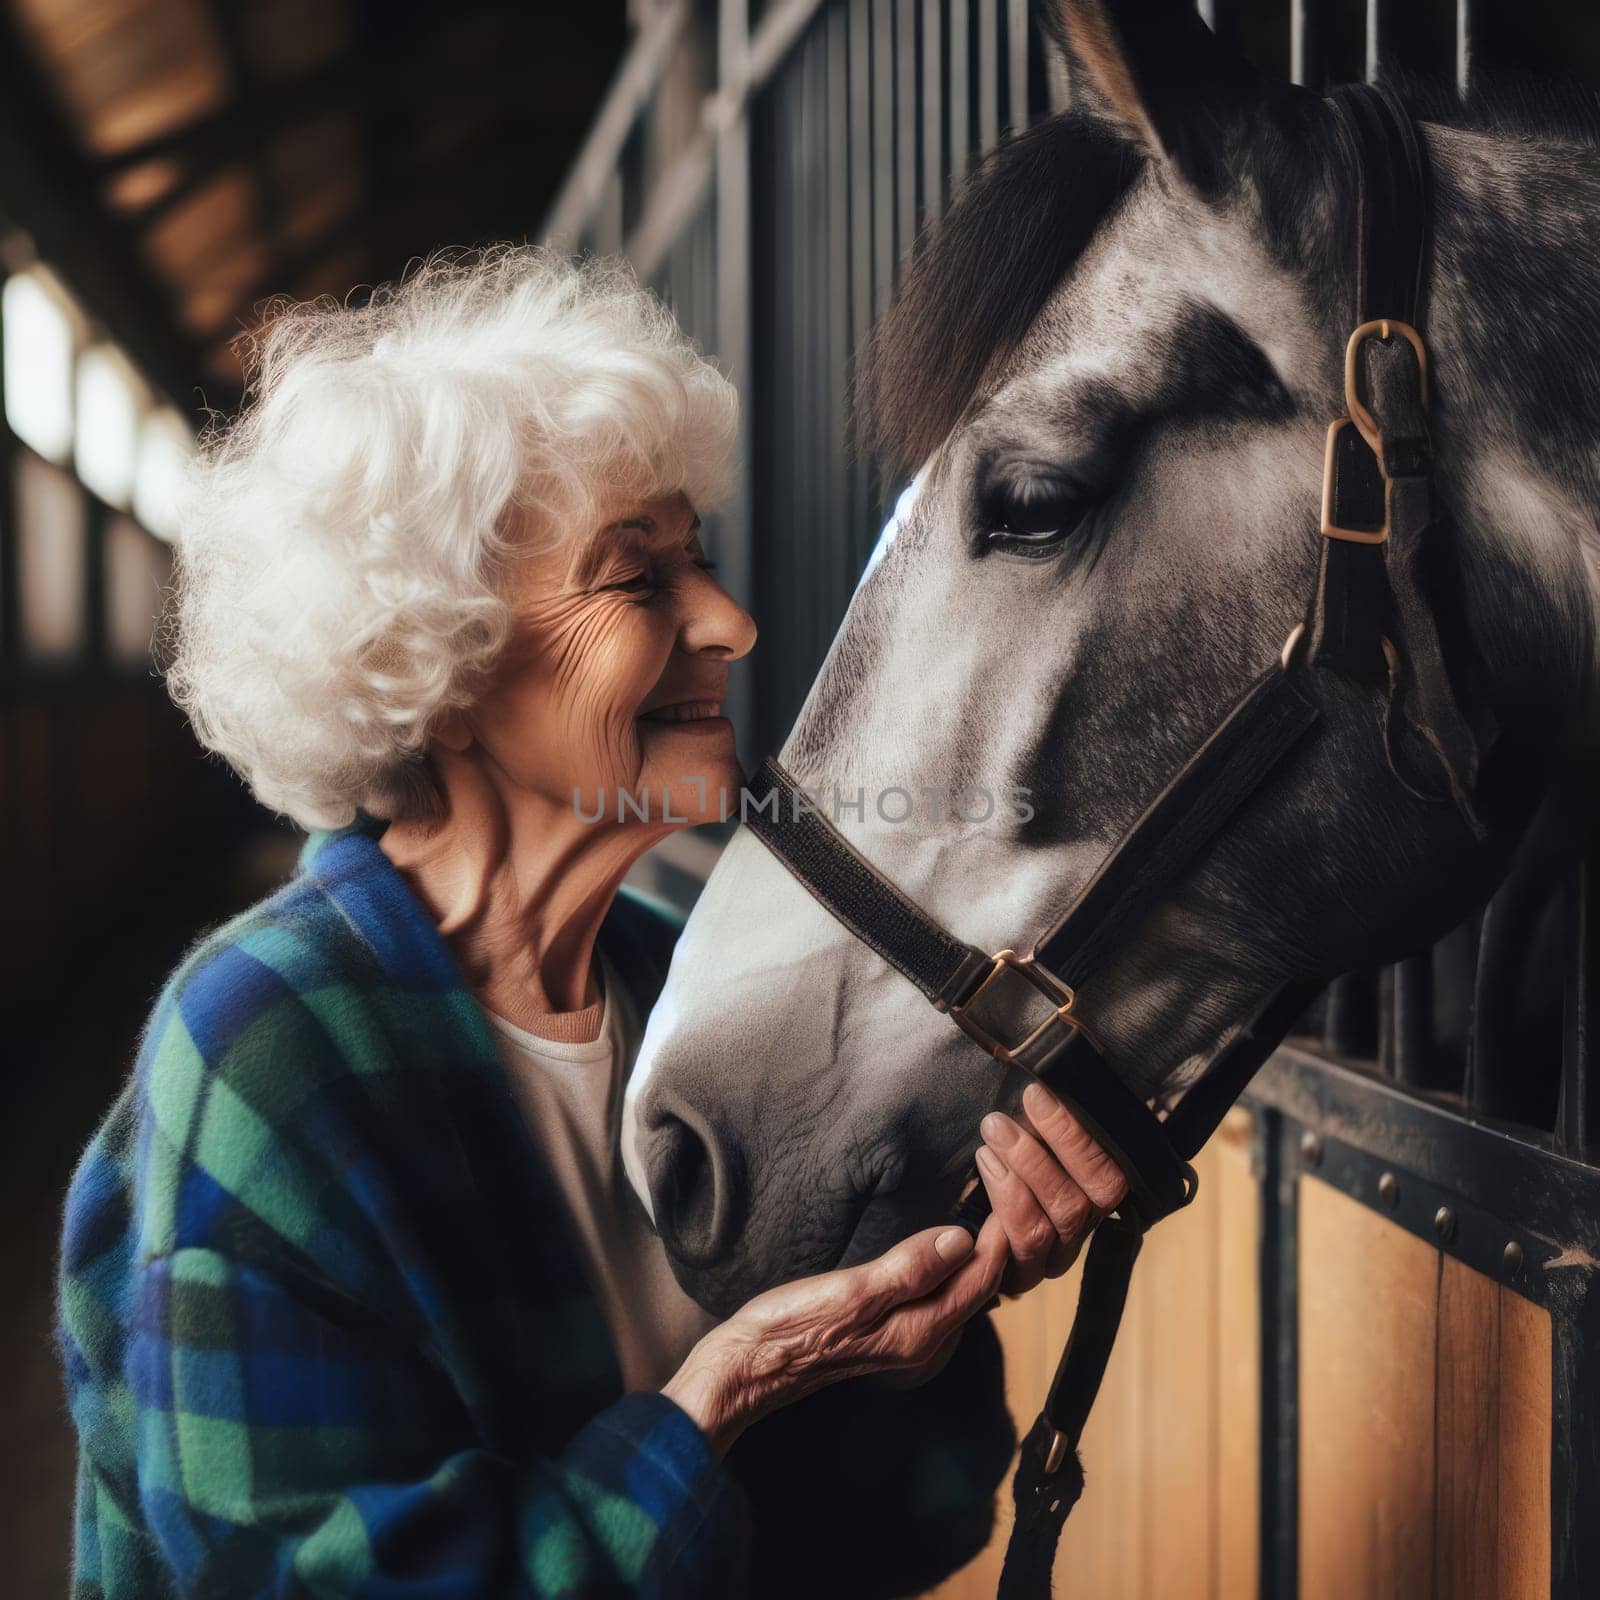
xmin=678 ymin=567 xmax=757 ymax=661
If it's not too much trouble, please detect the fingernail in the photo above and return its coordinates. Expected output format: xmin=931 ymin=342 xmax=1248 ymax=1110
xmin=981 ymin=1112 xmax=1019 ymax=1147
xmin=1023 ymin=1083 xmax=1061 ymax=1120
xmin=975 ymin=1145 xmax=1005 ymax=1179
xmin=935 ymin=1227 xmax=975 ymax=1262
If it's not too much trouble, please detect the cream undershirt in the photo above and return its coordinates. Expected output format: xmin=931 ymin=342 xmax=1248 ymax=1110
xmin=485 ymin=952 xmax=717 ymax=1392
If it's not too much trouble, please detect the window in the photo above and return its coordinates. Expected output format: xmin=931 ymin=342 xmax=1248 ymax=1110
xmin=132 ymin=408 xmax=193 ymax=540
xmin=16 ymin=450 xmax=87 ymax=662
xmin=76 ymin=344 xmax=148 ymax=508
xmin=3 ymin=269 xmax=79 ymax=463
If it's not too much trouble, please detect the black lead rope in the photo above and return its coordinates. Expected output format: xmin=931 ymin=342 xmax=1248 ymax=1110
xmin=739 ymin=84 xmax=1453 ymax=1600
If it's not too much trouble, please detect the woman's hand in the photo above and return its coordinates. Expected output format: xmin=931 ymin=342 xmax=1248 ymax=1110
xmin=975 ymin=1082 xmax=1129 ymax=1295
xmin=662 ymin=1217 xmax=1010 ymax=1456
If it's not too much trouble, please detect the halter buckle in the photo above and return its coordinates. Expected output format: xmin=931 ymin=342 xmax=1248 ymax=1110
xmin=1320 ymin=417 xmax=1389 ymax=545
xmin=1321 ymin=319 xmax=1431 ymax=546
xmin=945 ymin=949 xmax=1100 ymax=1063
xmin=1343 ymin=317 xmax=1428 ymax=455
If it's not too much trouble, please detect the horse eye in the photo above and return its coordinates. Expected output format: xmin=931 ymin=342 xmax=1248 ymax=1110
xmin=982 ymin=484 xmax=1087 ymax=550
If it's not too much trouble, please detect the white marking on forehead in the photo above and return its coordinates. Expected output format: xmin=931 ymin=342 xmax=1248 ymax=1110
xmin=856 ymin=467 xmax=929 ymax=593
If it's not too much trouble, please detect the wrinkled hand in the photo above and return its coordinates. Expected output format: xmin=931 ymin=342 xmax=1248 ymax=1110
xmin=662 ymin=1216 xmax=1010 ymax=1456
xmin=975 ymin=1081 xmax=1129 ymax=1295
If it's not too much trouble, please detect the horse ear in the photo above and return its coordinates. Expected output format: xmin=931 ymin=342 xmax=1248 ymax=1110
xmin=1043 ymin=0 xmax=1266 ymax=188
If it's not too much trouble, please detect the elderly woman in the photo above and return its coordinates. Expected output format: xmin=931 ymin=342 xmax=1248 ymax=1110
xmin=58 ymin=249 xmax=1124 ymax=1599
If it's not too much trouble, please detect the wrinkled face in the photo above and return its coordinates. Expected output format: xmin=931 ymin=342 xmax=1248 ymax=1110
xmin=468 ymin=492 xmax=756 ymax=825
xmin=621 ymin=161 xmax=1526 ymax=1316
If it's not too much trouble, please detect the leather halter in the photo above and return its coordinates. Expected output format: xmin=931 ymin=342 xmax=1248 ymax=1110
xmin=742 ymin=85 xmax=1476 ymax=1597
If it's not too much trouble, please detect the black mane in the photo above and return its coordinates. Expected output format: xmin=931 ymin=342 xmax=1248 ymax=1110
xmin=853 ymin=115 xmax=1143 ymax=475
xmin=856 ymin=69 xmax=1599 ymax=478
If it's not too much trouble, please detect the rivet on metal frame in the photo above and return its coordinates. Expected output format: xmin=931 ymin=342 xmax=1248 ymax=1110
xmin=1378 ymin=1172 xmax=1399 ymax=1209
xmin=1433 ymin=1206 xmax=1456 ymax=1245
xmin=1299 ymin=1130 xmax=1323 ymax=1167
xmin=1502 ymin=1240 xmax=1524 ymax=1279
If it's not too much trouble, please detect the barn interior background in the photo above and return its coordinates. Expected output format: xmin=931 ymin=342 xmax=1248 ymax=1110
xmin=3 ymin=0 xmax=1599 ymax=1595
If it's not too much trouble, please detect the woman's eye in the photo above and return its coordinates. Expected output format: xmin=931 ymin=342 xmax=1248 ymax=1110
xmin=983 ymin=485 xmax=1087 ymax=551
xmin=603 ymin=571 xmax=655 ymax=594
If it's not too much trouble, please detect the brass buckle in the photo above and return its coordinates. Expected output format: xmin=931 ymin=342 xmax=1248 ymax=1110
xmin=1344 ymin=317 xmax=1428 ymax=454
xmin=946 ymin=949 xmax=1099 ymax=1063
xmin=1320 ymin=417 xmax=1388 ymax=545
xmin=1321 ymin=319 xmax=1429 ymax=547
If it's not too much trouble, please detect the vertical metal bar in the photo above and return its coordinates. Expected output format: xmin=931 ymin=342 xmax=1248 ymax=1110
xmin=1432 ymin=917 xmax=1480 ymax=1097
xmin=827 ymin=0 xmax=851 ymax=558
xmin=896 ymin=0 xmax=917 ymax=278
xmin=977 ymin=0 xmax=998 ymax=154
xmin=1323 ymin=970 xmax=1379 ymax=1059
xmin=1376 ymin=964 xmax=1396 ymax=1077
xmin=949 ymin=0 xmax=969 ymax=185
xmin=872 ymin=0 xmax=894 ymax=324
xmin=771 ymin=59 xmax=796 ymax=736
xmin=796 ymin=28 xmax=819 ymax=659
xmin=717 ymin=0 xmax=753 ymax=750
xmin=1365 ymin=0 xmax=1391 ymax=82
xmin=1455 ymin=0 xmax=1479 ymax=99
xmin=921 ymin=0 xmax=943 ymax=224
xmin=848 ymin=0 xmax=874 ymax=548
xmin=1006 ymin=0 xmax=1028 ymax=134
xmin=1469 ymin=831 xmax=1566 ymax=1128
xmin=1558 ymin=854 xmax=1599 ymax=1161
xmin=1256 ymin=1106 xmax=1301 ymax=1600
xmin=1290 ymin=0 xmax=1322 ymax=89
xmin=1391 ymin=954 xmax=1434 ymax=1088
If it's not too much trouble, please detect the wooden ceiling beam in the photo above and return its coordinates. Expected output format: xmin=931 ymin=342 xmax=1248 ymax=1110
xmin=196 ymin=136 xmax=567 ymax=353
xmin=0 ymin=12 xmax=206 ymax=409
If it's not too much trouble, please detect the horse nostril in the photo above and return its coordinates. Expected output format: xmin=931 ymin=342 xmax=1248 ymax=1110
xmin=646 ymin=1105 xmax=744 ymax=1270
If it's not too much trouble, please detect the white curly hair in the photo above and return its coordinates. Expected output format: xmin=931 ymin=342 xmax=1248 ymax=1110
xmin=166 ymin=245 xmax=738 ymax=830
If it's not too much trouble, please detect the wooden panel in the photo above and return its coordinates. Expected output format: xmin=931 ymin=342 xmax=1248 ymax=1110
xmin=914 ymin=1127 xmax=1555 ymax=1600
xmin=930 ymin=1120 xmax=1259 ymax=1599
xmin=1215 ymin=1113 xmax=1261 ymax=1599
xmin=1435 ymin=1254 xmax=1501 ymax=1599
xmin=1298 ymin=1178 xmax=1553 ymax=1600
xmin=1141 ymin=1136 xmax=1221 ymax=1599
xmin=1498 ymin=1288 xmax=1553 ymax=1600
xmin=1300 ymin=1178 xmax=1439 ymax=1599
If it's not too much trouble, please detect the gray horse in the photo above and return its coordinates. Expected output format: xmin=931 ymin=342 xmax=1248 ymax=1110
xmin=622 ymin=0 xmax=1597 ymax=1317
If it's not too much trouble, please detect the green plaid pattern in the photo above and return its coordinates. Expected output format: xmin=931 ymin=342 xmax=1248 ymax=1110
xmin=59 ymin=822 xmax=1011 ymax=1597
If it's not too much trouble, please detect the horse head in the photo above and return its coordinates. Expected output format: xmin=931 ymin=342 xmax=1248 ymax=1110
xmin=623 ymin=0 xmax=1599 ymax=1315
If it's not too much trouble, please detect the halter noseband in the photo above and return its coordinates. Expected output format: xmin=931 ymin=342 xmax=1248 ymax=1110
xmin=741 ymin=84 xmax=1479 ymax=1597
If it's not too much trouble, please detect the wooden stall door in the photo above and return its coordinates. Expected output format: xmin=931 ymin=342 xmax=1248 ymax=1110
xmin=1298 ymin=1178 xmax=1552 ymax=1600
xmin=929 ymin=1123 xmax=1555 ymax=1600
xmin=929 ymin=1111 xmax=1262 ymax=1600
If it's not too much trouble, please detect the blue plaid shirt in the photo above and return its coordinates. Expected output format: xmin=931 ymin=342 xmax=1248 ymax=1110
xmin=59 ymin=823 xmax=1012 ymax=1598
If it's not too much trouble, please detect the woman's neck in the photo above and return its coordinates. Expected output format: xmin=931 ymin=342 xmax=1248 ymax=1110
xmin=380 ymin=747 xmax=670 ymax=1034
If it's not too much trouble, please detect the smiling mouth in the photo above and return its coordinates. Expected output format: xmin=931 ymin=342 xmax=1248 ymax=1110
xmin=639 ymin=699 xmax=724 ymax=723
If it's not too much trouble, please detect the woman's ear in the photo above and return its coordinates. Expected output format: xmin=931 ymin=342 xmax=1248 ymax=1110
xmin=1043 ymin=0 xmax=1271 ymax=192
xmin=431 ymin=708 xmax=474 ymax=753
